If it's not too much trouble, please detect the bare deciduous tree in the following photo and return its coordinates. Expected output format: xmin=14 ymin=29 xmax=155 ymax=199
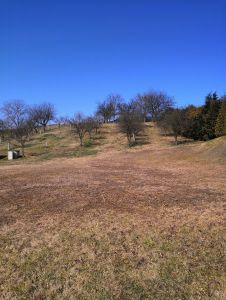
xmin=131 ymin=94 xmax=150 ymax=122
xmin=29 ymin=102 xmax=55 ymax=132
xmin=158 ymin=108 xmax=185 ymax=144
xmin=54 ymin=116 xmax=69 ymax=130
xmin=1 ymin=100 xmax=34 ymax=156
xmin=0 ymin=119 xmax=6 ymax=143
xmin=70 ymin=113 xmax=87 ymax=146
xmin=148 ymin=91 xmax=174 ymax=121
xmin=84 ymin=117 xmax=96 ymax=138
xmin=93 ymin=114 xmax=102 ymax=134
xmin=96 ymin=94 xmax=124 ymax=123
xmin=132 ymin=91 xmax=174 ymax=121
xmin=118 ymin=103 xmax=144 ymax=145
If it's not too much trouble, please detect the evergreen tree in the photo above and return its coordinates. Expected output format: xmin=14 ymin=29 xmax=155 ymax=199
xmin=215 ymin=100 xmax=226 ymax=137
xmin=182 ymin=106 xmax=203 ymax=140
xmin=201 ymin=92 xmax=221 ymax=140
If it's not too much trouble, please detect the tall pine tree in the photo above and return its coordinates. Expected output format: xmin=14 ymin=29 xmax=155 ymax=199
xmin=201 ymin=92 xmax=221 ymax=140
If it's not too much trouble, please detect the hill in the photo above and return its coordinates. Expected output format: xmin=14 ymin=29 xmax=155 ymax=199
xmin=0 ymin=123 xmax=225 ymax=299
xmin=1 ymin=123 xmax=226 ymax=164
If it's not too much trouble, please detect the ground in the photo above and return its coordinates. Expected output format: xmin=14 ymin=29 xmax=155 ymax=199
xmin=0 ymin=124 xmax=225 ymax=299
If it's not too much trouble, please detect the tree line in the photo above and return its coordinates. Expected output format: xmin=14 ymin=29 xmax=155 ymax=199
xmin=157 ymin=92 xmax=226 ymax=144
xmin=0 ymin=91 xmax=174 ymax=156
xmin=0 ymin=90 xmax=225 ymax=157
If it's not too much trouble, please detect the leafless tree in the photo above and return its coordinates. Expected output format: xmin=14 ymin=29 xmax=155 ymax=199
xmin=93 ymin=114 xmax=102 ymax=134
xmin=118 ymin=103 xmax=144 ymax=145
xmin=147 ymin=91 xmax=174 ymax=120
xmin=70 ymin=113 xmax=87 ymax=146
xmin=96 ymin=94 xmax=124 ymax=123
xmin=0 ymin=119 xmax=7 ymax=143
xmin=132 ymin=91 xmax=174 ymax=121
xmin=1 ymin=100 xmax=34 ymax=156
xmin=54 ymin=116 xmax=69 ymax=130
xmin=157 ymin=108 xmax=174 ymax=136
xmin=29 ymin=102 xmax=55 ymax=132
xmin=83 ymin=117 xmax=96 ymax=138
xmin=1 ymin=100 xmax=27 ymax=128
xmin=130 ymin=94 xmax=150 ymax=122
xmin=11 ymin=121 xmax=34 ymax=156
xmin=158 ymin=108 xmax=184 ymax=144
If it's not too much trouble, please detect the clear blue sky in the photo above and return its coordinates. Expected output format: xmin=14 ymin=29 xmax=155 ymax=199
xmin=1 ymin=0 xmax=225 ymax=116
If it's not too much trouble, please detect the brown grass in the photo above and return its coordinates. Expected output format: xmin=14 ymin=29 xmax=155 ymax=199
xmin=0 ymin=124 xmax=225 ymax=299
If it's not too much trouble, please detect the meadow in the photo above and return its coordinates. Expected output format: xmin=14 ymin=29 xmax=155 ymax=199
xmin=0 ymin=124 xmax=225 ymax=299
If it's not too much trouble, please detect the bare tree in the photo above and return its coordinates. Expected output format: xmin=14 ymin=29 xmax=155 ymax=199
xmin=0 ymin=119 xmax=7 ymax=143
xmin=70 ymin=113 xmax=87 ymax=146
xmin=132 ymin=91 xmax=174 ymax=121
xmin=118 ymin=103 xmax=144 ymax=145
xmin=84 ymin=117 xmax=96 ymax=138
xmin=147 ymin=91 xmax=174 ymax=120
xmin=93 ymin=115 xmax=102 ymax=134
xmin=54 ymin=116 xmax=69 ymax=130
xmin=1 ymin=100 xmax=27 ymax=128
xmin=96 ymin=94 xmax=124 ymax=123
xmin=29 ymin=102 xmax=55 ymax=132
xmin=1 ymin=100 xmax=34 ymax=156
xmin=11 ymin=121 xmax=34 ymax=156
xmin=157 ymin=108 xmax=174 ymax=136
xmin=158 ymin=108 xmax=184 ymax=144
xmin=130 ymin=94 xmax=150 ymax=122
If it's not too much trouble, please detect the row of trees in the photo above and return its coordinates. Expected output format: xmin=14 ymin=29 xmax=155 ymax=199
xmin=157 ymin=93 xmax=226 ymax=144
xmin=1 ymin=91 xmax=225 ymax=156
xmin=96 ymin=91 xmax=174 ymax=123
xmin=95 ymin=91 xmax=174 ymax=144
xmin=69 ymin=114 xmax=101 ymax=146
xmin=0 ymin=91 xmax=174 ymax=155
xmin=0 ymin=101 xmax=55 ymax=156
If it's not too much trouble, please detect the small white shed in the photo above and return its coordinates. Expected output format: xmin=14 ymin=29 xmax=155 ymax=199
xmin=8 ymin=150 xmax=20 ymax=160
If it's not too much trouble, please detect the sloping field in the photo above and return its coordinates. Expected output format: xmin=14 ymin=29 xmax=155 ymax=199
xmin=0 ymin=125 xmax=225 ymax=299
xmin=199 ymin=136 xmax=226 ymax=161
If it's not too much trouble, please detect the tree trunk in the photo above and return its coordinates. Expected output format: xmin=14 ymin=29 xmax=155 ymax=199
xmin=79 ymin=136 xmax=83 ymax=146
xmin=21 ymin=144 xmax=25 ymax=157
xmin=127 ymin=134 xmax=131 ymax=144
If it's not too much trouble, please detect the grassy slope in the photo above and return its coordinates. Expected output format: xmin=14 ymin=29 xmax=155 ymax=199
xmin=0 ymin=124 xmax=126 ymax=163
xmin=0 ymin=124 xmax=225 ymax=299
xmin=0 ymin=124 xmax=226 ymax=164
xmin=0 ymin=123 xmax=225 ymax=164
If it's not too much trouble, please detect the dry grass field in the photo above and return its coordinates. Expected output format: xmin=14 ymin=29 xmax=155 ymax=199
xmin=0 ymin=124 xmax=225 ymax=299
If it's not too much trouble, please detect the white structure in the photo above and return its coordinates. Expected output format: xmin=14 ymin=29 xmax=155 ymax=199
xmin=8 ymin=151 xmax=14 ymax=160
xmin=8 ymin=150 xmax=20 ymax=160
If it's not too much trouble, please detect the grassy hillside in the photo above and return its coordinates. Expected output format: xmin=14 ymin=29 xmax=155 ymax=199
xmin=0 ymin=124 xmax=127 ymax=162
xmin=1 ymin=123 xmax=226 ymax=165
xmin=0 ymin=123 xmax=162 ymax=164
xmin=199 ymin=136 xmax=226 ymax=161
xmin=0 ymin=123 xmax=225 ymax=299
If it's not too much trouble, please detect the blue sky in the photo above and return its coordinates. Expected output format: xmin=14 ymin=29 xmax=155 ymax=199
xmin=1 ymin=0 xmax=225 ymax=116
